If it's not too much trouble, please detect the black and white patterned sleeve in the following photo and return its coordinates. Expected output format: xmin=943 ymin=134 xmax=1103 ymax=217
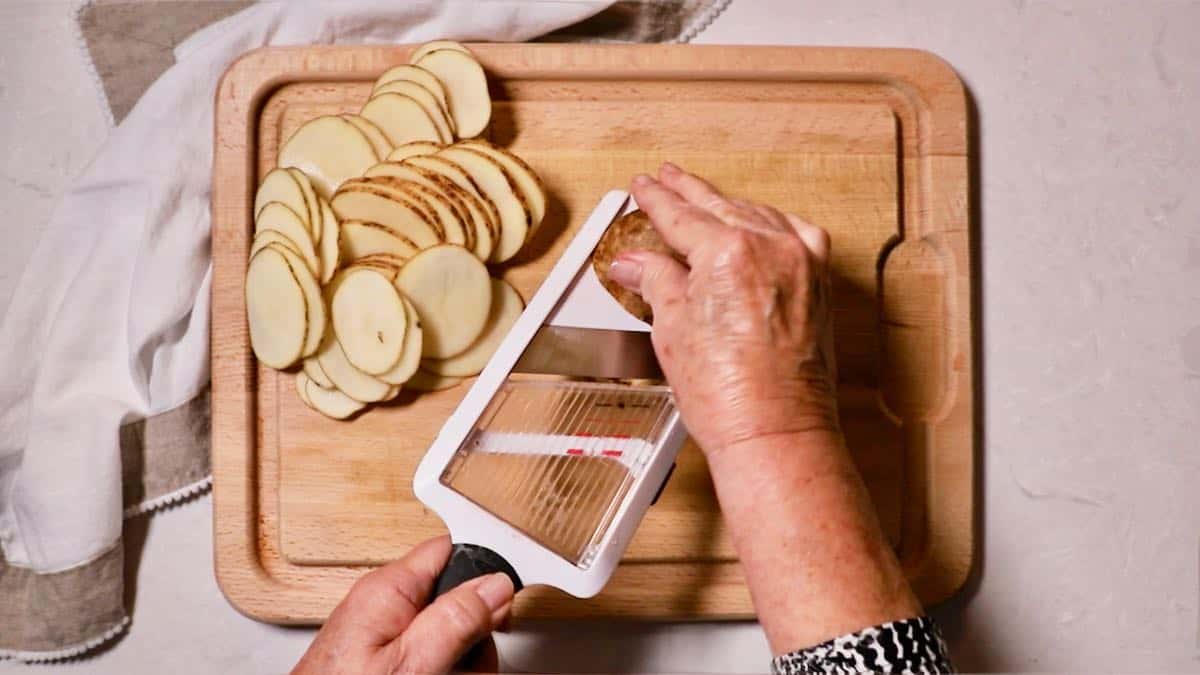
xmin=770 ymin=616 xmax=952 ymax=674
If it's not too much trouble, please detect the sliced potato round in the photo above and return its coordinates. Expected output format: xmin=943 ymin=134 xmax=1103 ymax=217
xmin=266 ymin=243 xmax=326 ymax=358
xmin=404 ymin=369 xmax=463 ymax=392
xmin=403 ymin=155 xmax=501 ymax=244
xmin=286 ymin=168 xmax=322 ymax=243
xmin=395 ymin=245 xmax=491 ymax=358
xmin=352 ymin=176 xmax=467 ymax=248
xmin=339 ymin=220 xmax=420 ymax=263
xmin=250 ymin=229 xmax=302 ymax=260
xmin=314 ymin=328 xmax=393 ymax=403
xmin=372 ymin=80 xmax=454 ymax=142
xmin=317 ymin=197 xmax=340 ymax=284
xmin=409 ymin=40 xmax=471 ymax=63
xmin=279 ymin=115 xmax=378 ymax=198
xmin=296 ymin=370 xmax=313 ymax=406
xmin=374 ymin=64 xmax=451 ymax=112
xmin=331 ymin=268 xmax=408 ymax=375
xmin=339 ymin=114 xmax=393 ymax=160
xmin=363 ymin=162 xmax=491 ymax=261
xmin=255 ymin=168 xmax=311 ymax=233
xmin=302 ymin=371 xmax=368 ymax=419
xmin=348 ymin=262 xmax=400 ymax=281
xmin=332 ymin=189 xmax=442 ymax=249
xmin=355 ymin=252 xmax=409 ymax=271
xmin=361 ymin=93 xmax=442 ymax=147
xmin=415 ymin=49 xmax=491 ymax=139
xmin=255 ymin=202 xmax=318 ymax=276
xmin=303 ymin=356 xmax=335 ymax=389
xmin=387 ymin=141 xmax=442 ymax=162
xmin=246 ymin=247 xmax=307 ymax=369
xmin=424 ymin=278 xmax=523 ymax=377
xmin=458 ymin=139 xmax=546 ymax=232
xmin=340 ymin=178 xmax=446 ymax=241
xmin=437 ymin=147 xmax=528 ymax=263
xmin=376 ymin=296 xmax=424 ymax=385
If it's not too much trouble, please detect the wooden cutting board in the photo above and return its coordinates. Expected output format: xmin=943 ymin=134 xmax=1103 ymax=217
xmin=212 ymin=44 xmax=973 ymax=624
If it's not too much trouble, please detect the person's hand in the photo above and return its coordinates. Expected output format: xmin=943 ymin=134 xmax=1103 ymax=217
xmin=293 ymin=536 xmax=514 ymax=675
xmin=608 ymin=163 xmax=838 ymax=460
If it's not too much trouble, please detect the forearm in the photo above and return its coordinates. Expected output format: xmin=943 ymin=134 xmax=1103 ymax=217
xmin=707 ymin=430 xmax=921 ymax=656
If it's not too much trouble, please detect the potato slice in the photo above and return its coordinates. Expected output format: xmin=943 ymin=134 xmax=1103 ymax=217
xmin=246 ymin=247 xmax=307 ymax=369
xmin=314 ymin=327 xmax=393 ymax=403
xmin=303 ymin=356 xmax=335 ymax=389
xmin=317 ymin=197 xmax=340 ymax=284
xmin=340 ymin=178 xmax=447 ymax=241
xmin=386 ymin=141 xmax=443 ymax=162
xmin=366 ymin=162 xmax=494 ymax=261
xmin=266 ymin=243 xmax=326 ymax=358
xmin=436 ymin=147 xmax=529 ymax=263
xmin=404 ymin=369 xmax=463 ymax=392
xmin=458 ymin=139 xmax=546 ymax=232
xmin=361 ymin=93 xmax=442 ymax=147
xmin=371 ymin=80 xmax=454 ymax=142
xmin=395 ymin=245 xmax=491 ymax=358
xmin=254 ymin=168 xmax=312 ymax=233
xmin=285 ymin=168 xmax=322 ymax=243
xmin=279 ymin=115 xmax=378 ymax=198
xmin=255 ymin=202 xmax=318 ymax=276
xmin=348 ymin=262 xmax=400 ymax=281
xmin=423 ymin=278 xmax=523 ymax=377
xmin=339 ymin=220 xmax=420 ymax=263
xmin=331 ymin=268 xmax=408 ymax=375
xmin=295 ymin=370 xmax=313 ymax=406
xmin=339 ymin=114 xmax=393 ymax=160
xmin=374 ymin=64 xmax=451 ymax=111
xmin=409 ymin=40 xmax=471 ymax=63
xmin=250 ymin=229 xmax=302 ymax=260
xmin=403 ymin=155 xmax=501 ymax=244
xmin=332 ymin=189 xmax=442 ymax=249
xmin=300 ymin=370 xmax=368 ymax=419
xmin=354 ymin=252 xmax=408 ymax=269
xmin=375 ymin=296 xmax=423 ymax=386
xmin=415 ymin=49 xmax=490 ymax=139
xmin=351 ymin=176 xmax=468 ymax=248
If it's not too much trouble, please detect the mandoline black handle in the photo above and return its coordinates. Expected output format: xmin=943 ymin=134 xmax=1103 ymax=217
xmin=433 ymin=543 xmax=524 ymax=599
xmin=432 ymin=544 xmax=523 ymax=670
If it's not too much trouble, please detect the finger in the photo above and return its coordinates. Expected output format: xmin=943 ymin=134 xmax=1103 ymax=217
xmin=727 ymin=198 xmax=784 ymax=232
xmin=657 ymin=162 xmax=735 ymax=220
xmin=390 ymin=573 xmax=514 ymax=674
xmin=630 ymin=174 xmax=724 ymax=259
xmin=608 ymin=250 xmax=689 ymax=322
xmin=749 ymin=202 xmax=792 ymax=232
xmin=329 ymin=536 xmax=452 ymax=645
xmin=786 ymin=213 xmax=831 ymax=262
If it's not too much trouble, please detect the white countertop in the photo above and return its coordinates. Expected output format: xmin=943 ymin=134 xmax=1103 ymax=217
xmin=1 ymin=0 xmax=1197 ymax=671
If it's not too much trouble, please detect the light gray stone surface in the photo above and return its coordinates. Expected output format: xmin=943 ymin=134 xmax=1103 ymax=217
xmin=1 ymin=0 xmax=1197 ymax=671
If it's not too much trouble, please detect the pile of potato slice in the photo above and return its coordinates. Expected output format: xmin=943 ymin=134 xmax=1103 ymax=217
xmin=246 ymin=40 xmax=543 ymax=419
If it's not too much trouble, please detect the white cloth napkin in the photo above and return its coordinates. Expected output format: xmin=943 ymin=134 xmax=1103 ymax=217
xmin=0 ymin=0 xmax=608 ymax=577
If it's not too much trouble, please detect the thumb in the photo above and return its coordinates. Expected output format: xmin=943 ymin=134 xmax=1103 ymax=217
xmin=608 ymin=250 xmax=689 ymax=321
xmin=386 ymin=573 xmax=514 ymax=674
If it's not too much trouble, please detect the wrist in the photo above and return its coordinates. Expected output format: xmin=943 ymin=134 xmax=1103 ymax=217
xmin=706 ymin=427 xmax=845 ymax=471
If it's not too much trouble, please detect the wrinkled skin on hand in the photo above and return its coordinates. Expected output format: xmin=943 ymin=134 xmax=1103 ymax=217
xmin=607 ymin=163 xmax=838 ymax=459
xmin=292 ymin=536 xmax=513 ymax=675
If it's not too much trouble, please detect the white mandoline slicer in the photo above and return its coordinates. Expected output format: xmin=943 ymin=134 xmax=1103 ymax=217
xmin=414 ymin=190 xmax=688 ymax=599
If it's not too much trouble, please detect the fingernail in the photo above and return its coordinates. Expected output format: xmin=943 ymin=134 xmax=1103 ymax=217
xmin=632 ymin=174 xmax=653 ymax=187
xmin=608 ymin=257 xmax=643 ymax=289
xmin=476 ymin=573 xmax=514 ymax=612
xmin=660 ymin=162 xmax=680 ymax=176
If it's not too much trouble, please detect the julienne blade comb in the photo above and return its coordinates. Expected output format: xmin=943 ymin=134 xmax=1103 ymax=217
xmin=413 ymin=190 xmax=688 ymax=599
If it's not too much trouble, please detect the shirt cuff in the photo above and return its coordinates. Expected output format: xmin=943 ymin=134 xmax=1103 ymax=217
xmin=770 ymin=616 xmax=953 ymax=674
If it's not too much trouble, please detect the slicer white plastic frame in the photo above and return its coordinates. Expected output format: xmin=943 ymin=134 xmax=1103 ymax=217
xmin=413 ymin=190 xmax=688 ymax=598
